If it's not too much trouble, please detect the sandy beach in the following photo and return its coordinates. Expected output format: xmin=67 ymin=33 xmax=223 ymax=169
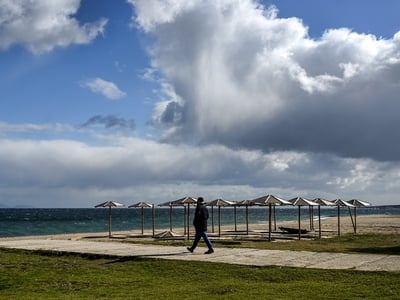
xmin=259 ymin=213 xmax=400 ymax=235
xmin=212 ymin=213 xmax=400 ymax=238
xmin=1 ymin=213 xmax=399 ymax=242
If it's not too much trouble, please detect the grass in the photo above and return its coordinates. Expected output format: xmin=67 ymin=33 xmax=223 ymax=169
xmin=0 ymin=248 xmax=399 ymax=299
xmin=0 ymin=233 xmax=399 ymax=299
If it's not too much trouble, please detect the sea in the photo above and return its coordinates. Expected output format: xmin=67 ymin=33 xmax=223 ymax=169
xmin=0 ymin=205 xmax=399 ymax=238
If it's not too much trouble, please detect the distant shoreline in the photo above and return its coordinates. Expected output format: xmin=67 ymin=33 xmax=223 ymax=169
xmin=1 ymin=214 xmax=398 ymax=242
xmin=1 ymin=204 xmax=400 ymax=209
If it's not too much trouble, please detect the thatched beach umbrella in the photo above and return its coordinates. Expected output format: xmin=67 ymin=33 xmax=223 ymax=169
xmin=236 ymin=199 xmax=255 ymax=235
xmin=180 ymin=197 xmax=197 ymax=239
xmin=252 ymin=195 xmax=291 ymax=241
xmin=158 ymin=200 xmax=176 ymax=232
xmin=206 ymin=198 xmax=234 ymax=236
xmin=128 ymin=202 xmax=153 ymax=235
xmin=313 ymin=198 xmax=335 ymax=238
xmin=230 ymin=201 xmax=240 ymax=232
xmin=159 ymin=196 xmax=197 ymax=239
xmin=333 ymin=199 xmax=355 ymax=236
xmin=290 ymin=197 xmax=319 ymax=240
xmin=347 ymin=199 xmax=371 ymax=234
xmin=95 ymin=201 xmax=124 ymax=238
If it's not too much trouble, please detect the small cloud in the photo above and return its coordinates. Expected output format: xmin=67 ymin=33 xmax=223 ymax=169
xmin=80 ymin=115 xmax=135 ymax=130
xmin=0 ymin=121 xmax=72 ymax=133
xmin=114 ymin=61 xmax=126 ymax=72
xmin=81 ymin=77 xmax=127 ymax=100
xmin=0 ymin=1 xmax=107 ymax=54
xmin=139 ymin=68 xmax=161 ymax=82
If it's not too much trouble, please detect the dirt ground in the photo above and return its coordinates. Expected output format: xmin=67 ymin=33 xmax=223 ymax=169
xmin=1 ymin=214 xmax=399 ymax=242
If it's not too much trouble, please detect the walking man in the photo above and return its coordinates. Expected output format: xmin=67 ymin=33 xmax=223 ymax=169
xmin=187 ymin=197 xmax=214 ymax=254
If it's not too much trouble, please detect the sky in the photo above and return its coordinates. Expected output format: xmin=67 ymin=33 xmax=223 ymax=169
xmin=1 ymin=0 xmax=400 ymax=208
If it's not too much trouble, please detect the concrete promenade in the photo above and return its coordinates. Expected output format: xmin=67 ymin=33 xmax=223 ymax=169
xmin=0 ymin=238 xmax=399 ymax=272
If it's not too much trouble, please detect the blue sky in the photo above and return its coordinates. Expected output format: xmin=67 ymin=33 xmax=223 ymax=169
xmin=271 ymin=0 xmax=400 ymax=38
xmin=1 ymin=0 xmax=400 ymax=207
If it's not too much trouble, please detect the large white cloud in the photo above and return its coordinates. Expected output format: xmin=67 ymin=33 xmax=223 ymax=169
xmin=0 ymin=134 xmax=398 ymax=207
xmin=0 ymin=0 xmax=107 ymax=54
xmin=131 ymin=0 xmax=400 ymax=161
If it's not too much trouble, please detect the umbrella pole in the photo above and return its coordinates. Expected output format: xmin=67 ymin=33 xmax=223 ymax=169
xmin=318 ymin=205 xmax=321 ymax=239
xmin=268 ymin=204 xmax=272 ymax=241
xmin=348 ymin=206 xmax=355 ymax=234
xmin=337 ymin=206 xmax=341 ymax=236
xmin=218 ymin=206 xmax=221 ymax=237
xmin=108 ymin=206 xmax=112 ymax=238
xmin=187 ymin=204 xmax=190 ymax=240
xmin=141 ymin=207 xmax=144 ymax=235
xmin=298 ymin=206 xmax=301 ymax=240
xmin=312 ymin=206 xmax=315 ymax=230
xmin=184 ymin=206 xmax=187 ymax=236
xmin=234 ymin=206 xmax=237 ymax=232
xmin=273 ymin=205 xmax=277 ymax=231
xmin=169 ymin=205 xmax=172 ymax=232
xmin=211 ymin=206 xmax=215 ymax=233
xmin=152 ymin=204 xmax=155 ymax=238
xmin=354 ymin=207 xmax=357 ymax=235
xmin=310 ymin=206 xmax=314 ymax=231
xmin=246 ymin=205 xmax=249 ymax=235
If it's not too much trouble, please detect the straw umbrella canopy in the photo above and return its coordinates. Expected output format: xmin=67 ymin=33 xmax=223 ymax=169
xmin=347 ymin=199 xmax=371 ymax=234
xmin=313 ymin=198 xmax=335 ymax=238
xmin=252 ymin=195 xmax=291 ymax=241
xmin=128 ymin=202 xmax=153 ymax=235
xmin=95 ymin=201 xmax=124 ymax=238
xmin=333 ymin=199 xmax=355 ymax=236
xmin=290 ymin=197 xmax=319 ymax=240
xmin=314 ymin=198 xmax=335 ymax=206
xmin=206 ymin=198 xmax=234 ymax=236
xmin=348 ymin=199 xmax=371 ymax=207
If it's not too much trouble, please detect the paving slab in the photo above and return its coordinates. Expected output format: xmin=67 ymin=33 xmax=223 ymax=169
xmin=0 ymin=238 xmax=399 ymax=272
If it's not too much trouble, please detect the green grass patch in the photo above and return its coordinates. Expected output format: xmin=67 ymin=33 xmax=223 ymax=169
xmin=1 ymin=233 xmax=399 ymax=299
xmin=0 ymin=248 xmax=399 ymax=299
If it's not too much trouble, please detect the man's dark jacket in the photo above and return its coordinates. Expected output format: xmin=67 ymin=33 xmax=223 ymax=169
xmin=193 ymin=203 xmax=209 ymax=231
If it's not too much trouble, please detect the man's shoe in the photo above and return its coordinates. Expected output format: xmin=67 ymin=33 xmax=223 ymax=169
xmin=187 ymin=247 xmax=193 ymax=253
xmin=204 ymin=249 xmax=214 ymax=254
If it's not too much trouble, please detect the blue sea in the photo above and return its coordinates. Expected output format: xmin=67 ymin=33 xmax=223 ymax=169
xmin=0 ymin=205 xmax=399 ymax=237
